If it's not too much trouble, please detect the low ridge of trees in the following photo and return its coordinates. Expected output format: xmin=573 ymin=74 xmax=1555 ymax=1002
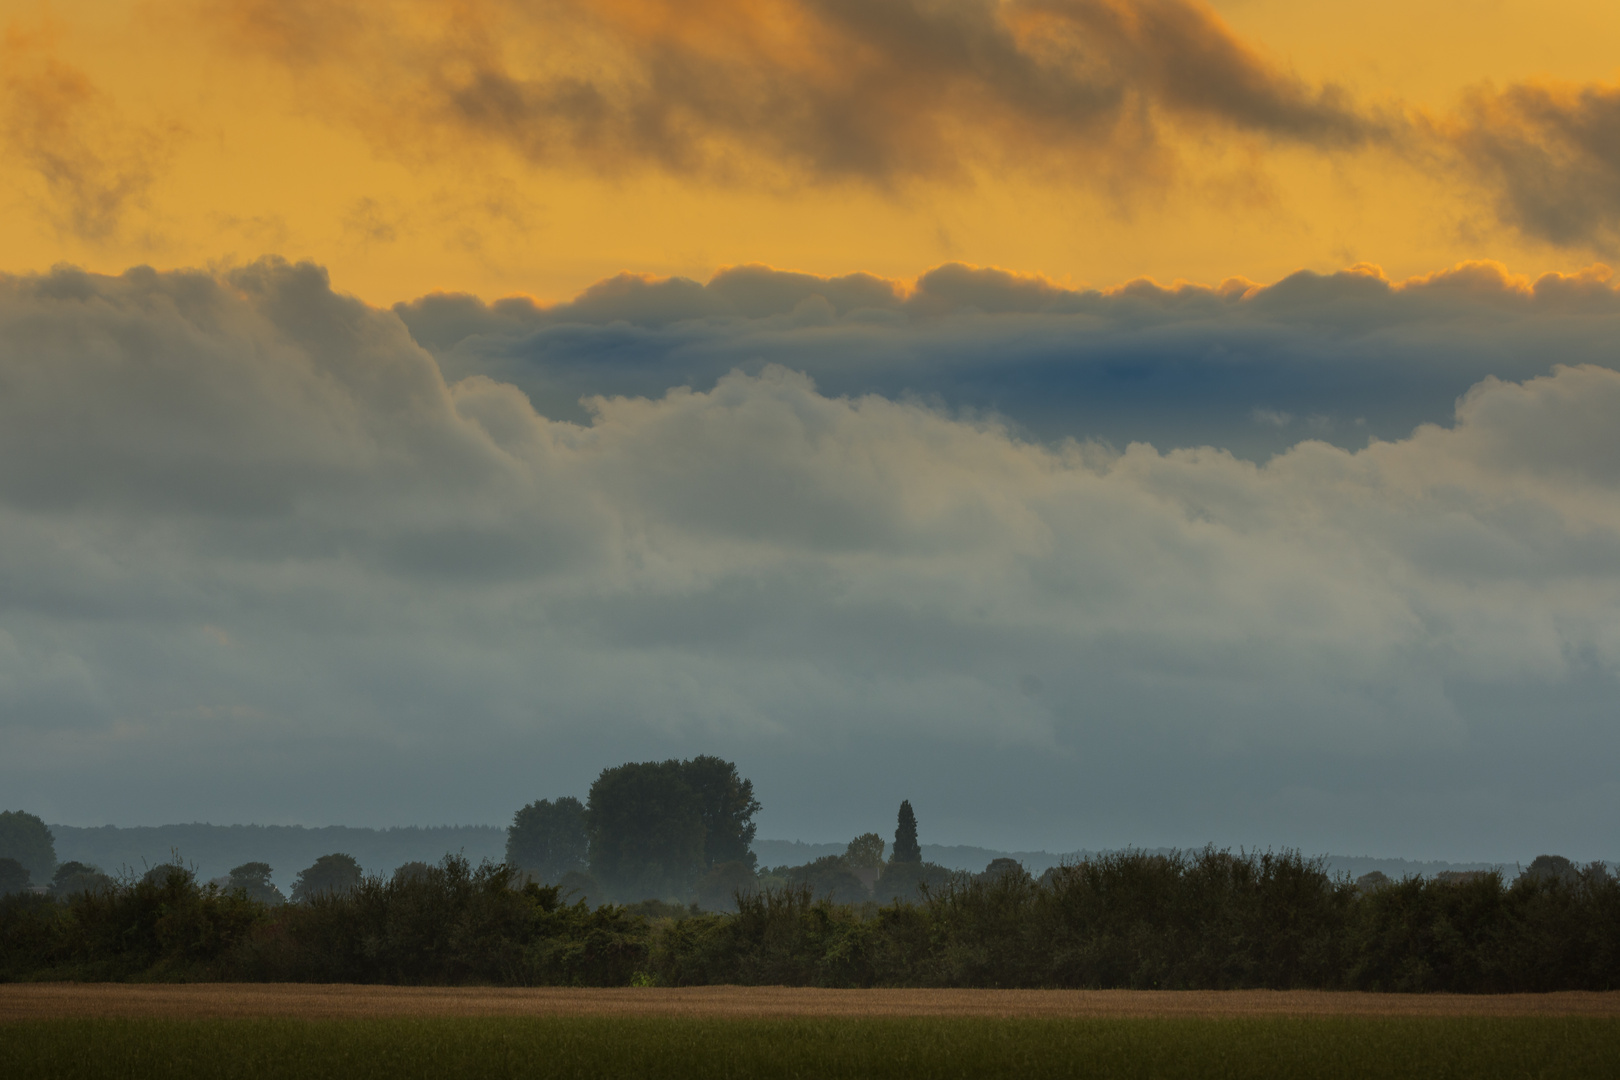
xmin=3 ymin=770 xmax=1614 ymax=991
xmin=16 ymin=846 xmax=1607 ymax=989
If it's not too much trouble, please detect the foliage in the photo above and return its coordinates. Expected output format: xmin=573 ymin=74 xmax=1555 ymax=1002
xmin=873 ymin=860 xmax=953 ymax=903
xmin=0 ymin=860 xmax=264 ymax=980
xmin=231 ymin=857 xmax=649 ymax=985
xmin=1 ymin=848 xmax=1616 ymax=991
xmin=891 ymin=801 xmax=921 ymax=864
xmin=1521 ymin=855 xmax=1580 ymax=886
xmin=227 ymin=862 xmax=286 ymax=905
xmin=682 ymin=755 xmax=762 ymax=870
xmin=0 ymin=810 xmax=56 ymax=884
xmin=506 ymin=797 xmax=589 ymax=883
xmin=585 ymin=757 xmax=760 ymax=902
xmin=555 ymin=869 xmax=604 ymax=907
xmin=391 ymin=862 xmax=432 ymax=885
xmin=844 ymin=833 xmax=886 ymax=870
xmin=1356 ymin=871 xmax=1391 ymax=892
xmin=49 ymin=862 xmax=115 ymax=898
xmin=771 ymin=857 xmax=870 ymax=906
xmin=0 ymin=856 xmax=31 ymax=896
xmin=291 ymin=854 xmax=363 ymax=903
xmin=695 ymin=860 xmax=760 ymax=913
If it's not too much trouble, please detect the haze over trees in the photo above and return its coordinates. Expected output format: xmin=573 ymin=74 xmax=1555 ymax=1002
xmin=225 ymin=862 xmax=286 ymax=905
xmin=0 ymin=810 xmax=56 ymax=886
xmin=290 ymin=854 xmax=363 ymax=902
xmin=8 ymin=845 xmax=1614 ymax=992
xmin=0 ymin=858 xmax=29 ymax=896
xmin=506 ymin=797 xmax=588 ymax=883
xmin=49 ymin=863 xmax=114 ymax=898
xmin=581 ymin=756 xmax=760 ymax=901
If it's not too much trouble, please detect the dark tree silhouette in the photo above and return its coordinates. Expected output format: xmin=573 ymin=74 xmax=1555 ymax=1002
xmin=684 ymin=755 xmax=762 ymax=870
xmin=291 ymin=853 xmax=363 ymax=902
xmin=0 ymin=810 xmax=55 ymax=885
xmin=1520 ymin=854 xmax=1578 ymax=886
xmin=227 ymin=862 xmax=286 ymax=904
xmin=0 ymin=856 xmax=30 ymax=895
xmin=892 ymin=800 xmax=921 ymax=864
xmin=585 ymin=756 xmax=760 ymax=901
xmin=586 ymin=760 xmax=706 ymax=901
xmin=506 ymin=796 xmax=590 ymax=882
xmin=49 ymin=861 xmax=114 ymax=897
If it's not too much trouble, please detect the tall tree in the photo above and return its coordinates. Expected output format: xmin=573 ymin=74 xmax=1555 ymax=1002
xmin=892 ymin=800 xmax=921 ymax=864
xmin=227 ymin=862 xmax=286 ymax=904
xmin=586 ymin=760 xmax=705 ymax=900
xmin=0 ymin=810 xmax=56 ymax=885
xmin=683 ymin=755 xmax=762 ymax=870
xmin=585 ymin=756 xmax=761 ymax=900
xmin=291 ymin=853 xmax=363 ymax=902
xmin=506 ymin=796 xmax=590 ymax=882
xmin=844 ymin=832 xmax=886 ymax=870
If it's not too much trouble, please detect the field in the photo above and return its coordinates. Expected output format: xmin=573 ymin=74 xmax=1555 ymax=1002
xmin=4 ymin=987 xmax=1619 ymax=1079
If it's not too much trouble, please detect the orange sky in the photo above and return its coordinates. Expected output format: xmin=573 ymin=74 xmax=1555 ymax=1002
xmin=2 ymin=0 xmax=1617 ymax=304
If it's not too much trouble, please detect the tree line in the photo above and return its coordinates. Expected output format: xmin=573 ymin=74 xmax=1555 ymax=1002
xmin=4 ymin=760 xmax=1617 ymax=991
xmin=3 ymin=845 xmax=1616 ymax=991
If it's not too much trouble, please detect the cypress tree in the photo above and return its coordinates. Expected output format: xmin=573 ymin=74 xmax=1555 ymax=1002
xmin=892 ymin=800 xmax=921 ymax=863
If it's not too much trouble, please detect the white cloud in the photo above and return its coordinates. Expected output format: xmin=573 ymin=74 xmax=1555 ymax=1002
xmin=1 ymin=259 xmax=1616 ymax=858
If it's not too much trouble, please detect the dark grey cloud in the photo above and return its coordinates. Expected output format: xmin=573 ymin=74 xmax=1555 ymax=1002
xmin=399 ymin=260 xmax=1620 ymax=459
xmin=4 ymin=258 xmax=1619 ymax=863
xmin=1449 ymin=79 xmax=1620 ymax=252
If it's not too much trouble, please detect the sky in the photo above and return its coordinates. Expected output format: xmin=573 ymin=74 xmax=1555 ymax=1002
xmin=2 ymin=0 xmax=1618 ymax=862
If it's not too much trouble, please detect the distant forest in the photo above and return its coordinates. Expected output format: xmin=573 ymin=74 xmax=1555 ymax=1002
xmin=4 ymin=755 xmax=1616 ymax=991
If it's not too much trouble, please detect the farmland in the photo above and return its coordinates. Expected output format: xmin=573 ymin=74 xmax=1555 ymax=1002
xmin=6 ymin=986 xmax=1619 ymax=1080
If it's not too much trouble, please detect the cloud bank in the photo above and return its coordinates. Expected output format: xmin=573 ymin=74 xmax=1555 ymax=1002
xmin=401 ymin=259 xmax=1620 ymax=459
xmin=2 ymin=258 xmax=1617 ymax=858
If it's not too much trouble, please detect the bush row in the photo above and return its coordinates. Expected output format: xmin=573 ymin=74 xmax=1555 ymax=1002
xmin=3 ymin=849 xmax=1617 ymax=991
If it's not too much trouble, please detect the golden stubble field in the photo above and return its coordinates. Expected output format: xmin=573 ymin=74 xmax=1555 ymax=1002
xmin=4 ymin=984 xmax=1618 ymax=1022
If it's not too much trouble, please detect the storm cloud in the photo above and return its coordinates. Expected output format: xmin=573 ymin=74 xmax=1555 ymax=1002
xmin=2 ymin=258 xmax=1618 ymax=859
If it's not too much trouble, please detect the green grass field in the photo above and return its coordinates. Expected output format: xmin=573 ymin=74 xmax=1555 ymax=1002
xmin=4 ymin=1016 xmax=1618 ymax=1079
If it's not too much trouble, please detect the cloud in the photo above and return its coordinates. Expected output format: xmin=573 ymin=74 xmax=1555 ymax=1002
xmin=397 ymin=259 xmax=1620 ymax=458
xmin=0 ymin=22 xmax=174 ymax=242
xmin=202 ymin=0 xmax=1379 ymax=191
xmin=1 ymin=258 xmax=1618 ymax=858
xmin=1445 ymin=77 xmax=1620 ymax=252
